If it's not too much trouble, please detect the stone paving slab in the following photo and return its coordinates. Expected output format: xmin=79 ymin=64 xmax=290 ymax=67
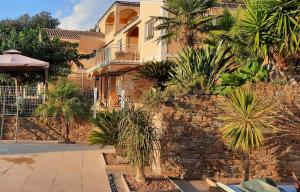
xmin=0 ymin=143 xmax=113 ymax=192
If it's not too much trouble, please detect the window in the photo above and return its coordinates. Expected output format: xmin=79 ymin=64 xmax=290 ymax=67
xmin=145 ymin=19 xmax=155 ymax=41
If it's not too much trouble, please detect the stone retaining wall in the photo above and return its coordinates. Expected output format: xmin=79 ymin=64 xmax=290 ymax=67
xmin=1 ymin=117 xmax=92 ymax=142
xmin=154 ymin=83 xmax=300 ymax=182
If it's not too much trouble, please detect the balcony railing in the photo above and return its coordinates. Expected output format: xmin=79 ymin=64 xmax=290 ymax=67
xmin=94 ymin=44 xmax=140 ymax=68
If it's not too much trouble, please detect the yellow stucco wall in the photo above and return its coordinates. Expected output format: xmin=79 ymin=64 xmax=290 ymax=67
xmin=139 ymin=0 xmax=165 ymax=62
xmin=96 ymin=4 xmax=140 ymax=45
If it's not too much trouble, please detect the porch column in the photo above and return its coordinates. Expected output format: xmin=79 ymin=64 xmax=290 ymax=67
xmin=106 ymin=74 xmax=110 ymax=108
xmin=99 ymin=76 xmax=102 ymax=105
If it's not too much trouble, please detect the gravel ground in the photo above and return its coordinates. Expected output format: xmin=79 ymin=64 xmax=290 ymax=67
xmin=124 ymin=175 xmax=180 ymax=192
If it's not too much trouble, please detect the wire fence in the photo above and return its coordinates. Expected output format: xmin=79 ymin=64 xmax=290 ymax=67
xmin=0 ymin=86 xmax=95 ymax=117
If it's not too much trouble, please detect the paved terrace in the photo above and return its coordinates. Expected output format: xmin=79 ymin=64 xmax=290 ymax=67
xmin=0 ymin=143 xmax=113 ymax=192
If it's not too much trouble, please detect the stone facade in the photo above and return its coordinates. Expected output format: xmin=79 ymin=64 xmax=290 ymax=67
xmin=2 ymin=117 xmax=92 ymax=142
xmin=117 ymin=70 xmax=153 ymax=101
xmin=154 ymin=83 xmax=300 ymax=182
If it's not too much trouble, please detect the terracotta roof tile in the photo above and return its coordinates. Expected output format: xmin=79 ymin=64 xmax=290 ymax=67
xmin=43 ymin=28 xmax=104 ymax=40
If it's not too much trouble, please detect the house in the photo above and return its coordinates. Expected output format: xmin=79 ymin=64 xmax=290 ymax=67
xmin=44 ymin=28 xmax=105 ymax=90
xmin=87 ymin=0 xmax=178 ymax=108
xmin=86 ymin=0 xmax=244 ymax=109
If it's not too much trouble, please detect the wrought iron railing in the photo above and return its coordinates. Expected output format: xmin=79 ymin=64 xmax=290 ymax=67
xmin=94 ymin=44 xmax=140 ymax=68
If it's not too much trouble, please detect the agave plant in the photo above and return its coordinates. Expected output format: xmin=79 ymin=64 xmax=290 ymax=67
xmin=171 ymin=40 xmax=235 ymax=94
xmin=138 ymin=60 xmax=175 ymax=90
xmin=219 ymin=87 xmax=276 ymax=181
xmin=118 ymin=108 xmax=159 ymax=183
xmin=88 ymin=110 xmax=127 ymax=147
xmin=214 ymin=59 xmax=269 ymax=95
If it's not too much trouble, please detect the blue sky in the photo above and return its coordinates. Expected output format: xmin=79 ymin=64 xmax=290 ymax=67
xmin=0 ymin=0 xmax=139 ymax=30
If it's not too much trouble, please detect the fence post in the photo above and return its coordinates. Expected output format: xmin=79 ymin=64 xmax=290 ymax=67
xmin=93 ymin=87 xmax=97 ymax=119
xmin=43 ymin=85 xmax=46 ymax=104
xmin=121 ymin=90 xmax=125 ymax=109
xmin=15 ymin=97 xmax=19 ymax=143
xmin=0 ymin=93 xmax=5 ymax=141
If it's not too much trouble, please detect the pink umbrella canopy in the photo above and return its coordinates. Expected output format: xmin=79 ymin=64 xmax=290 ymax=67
xmin=0 ymin=50 xmax=49 ymax=72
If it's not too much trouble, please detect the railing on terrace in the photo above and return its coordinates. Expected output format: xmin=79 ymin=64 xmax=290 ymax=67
xmin=94 ymin=44 xmax=140 ymax=67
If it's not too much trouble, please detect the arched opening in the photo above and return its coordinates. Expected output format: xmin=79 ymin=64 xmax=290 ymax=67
xmin=126 ymin=27 xmax=139 ymax=45
xmin=119 ymin=9 xmax=138 ymax=25
xmin=105 ymin=12 xmax=115 ymax=34
xmin=125 ymin=27 xmax=139 ymax=60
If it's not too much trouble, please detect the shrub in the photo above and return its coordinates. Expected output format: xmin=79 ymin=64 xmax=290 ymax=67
xmin=218 ymin=87 xmax=276 ymax=180
xmin=88 ymin=110 xmax=127 ymax=147
xmin=118 ymin=108 xmax=159 ymax=183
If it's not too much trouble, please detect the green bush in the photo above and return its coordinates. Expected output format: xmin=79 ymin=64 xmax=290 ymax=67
xmin=214 ymin=59 xmax=269 ymax=95
xmin=118 ymin=108 xmax=159 ymax=183
xmin=88 ymin=110 xmax=127 ymax=147
xmin=171 ymin=41 xmax=235 ymax=94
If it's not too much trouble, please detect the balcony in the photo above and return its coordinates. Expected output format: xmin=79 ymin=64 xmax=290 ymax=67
xmin=94 ymin=44 xmax=139 ymax=68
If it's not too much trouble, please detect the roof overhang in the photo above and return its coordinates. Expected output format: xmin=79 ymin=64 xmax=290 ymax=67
xmin=89 ymin=63 xmax=140 ymax=77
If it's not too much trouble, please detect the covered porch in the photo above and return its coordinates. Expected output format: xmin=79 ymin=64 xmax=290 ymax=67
xmin=90 ymin=63 xmax=141 ymax=109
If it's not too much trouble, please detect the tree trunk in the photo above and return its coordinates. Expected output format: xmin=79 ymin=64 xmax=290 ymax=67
xmin=135 ymin=165 xmax=146 ymax=183
xmin=65 ymin=123 xmax=70 ymax=142
xmin=270 ymin=49 xmax=298 ymax=85
xmin=244 ymin=152 xmax=250 ymax=181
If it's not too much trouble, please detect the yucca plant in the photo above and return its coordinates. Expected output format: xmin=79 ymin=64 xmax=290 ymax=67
xmin=118 ymin=108 xmax=159 ymax=183
xmin=35 ymin=79 xmax=90 ymax=143
xmin=219 ymin=87 xmax=276 ymax=181
xmin=88 ymin=110 xmax=127 ymax=147
xmin=171 ymin=40 xmax=235 ymax=94
xmin=138 ymin=60 xmax=175 ymax=90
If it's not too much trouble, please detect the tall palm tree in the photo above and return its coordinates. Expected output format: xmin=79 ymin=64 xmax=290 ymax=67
xmin=35 ymin=79 xmax=89 ymax=143
xmin=154 ymin=0 xmax=220 ymax=47
xmin=219 ymin=87 xmax=276 ymax=180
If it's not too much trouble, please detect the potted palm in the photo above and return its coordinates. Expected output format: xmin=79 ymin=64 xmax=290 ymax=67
xmin=219 ymin=87 xmax=277 ymax=181
xmin=35 ymin=79 xmax=90 ymax=144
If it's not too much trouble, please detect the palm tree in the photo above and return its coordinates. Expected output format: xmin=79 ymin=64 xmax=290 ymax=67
xmin=88 ymin=110 xmax=126 ymax=147
xmin=154 ymin=0 xmax=220 ymax=47
xmin=35 ymin=79 xmax=89 ymax=143
xmin=138 ymin=60 xmax=175 ymax=90
xmin=219 ymin=87 xmax=276 ymax=180
xmin=238 ymin=0 xmax=300 ymax=81
xmin=118 ymin=108 xmax=159 ymax=183
xmin=171 ymin=40 xmax=236 ymax=94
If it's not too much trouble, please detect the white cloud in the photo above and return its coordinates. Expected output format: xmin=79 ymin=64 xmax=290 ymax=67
xmin=55 ymin=10 xmax=63 ymax=18
xmin=59 ymin=0 xmax=139 ymax=31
